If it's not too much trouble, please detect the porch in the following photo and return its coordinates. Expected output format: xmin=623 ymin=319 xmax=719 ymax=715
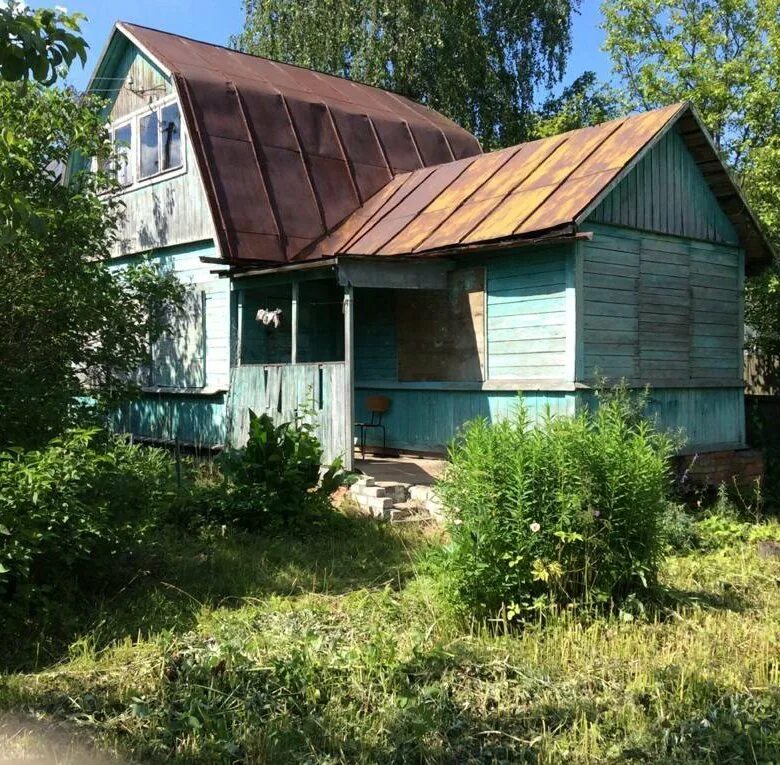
xmin=225 ymin=256 xmax=508 ymax=470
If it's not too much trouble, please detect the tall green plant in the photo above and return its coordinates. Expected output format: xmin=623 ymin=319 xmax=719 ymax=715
xmin=436 ymin=393 xmax=674 ymax=620
xmin=0 ymin=429 xmax=174 ymax=620
xmin=208 ymin=411 xmax=345 ymax=531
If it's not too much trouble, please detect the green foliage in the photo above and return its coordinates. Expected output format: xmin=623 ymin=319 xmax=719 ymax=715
xmin=0 ymin=82 xmax=186 ymax=448
xmin=2 ymin=519 xmax=780 ymax=762
xmin=602 ymin=0 xmax=780 ymax=353
xmin=661 ymin=502 xmax=699 ymax=552
xmin=435 ymin=393 xmax=674 ymax=619
xmin=0 ymin=1 xmax=86 ymax=84
xmin=192 ymin=411 xmax=348 ymax=531
xmin=234 ymin=0 xmax=581 ymax=148
xmin=0 ymin=429 xmax=175 ymax=626
xmin=530 ymin=70 xmax=625 ymax=138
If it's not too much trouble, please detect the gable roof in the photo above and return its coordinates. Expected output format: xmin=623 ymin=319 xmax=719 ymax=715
xmin=101 ymin=22 xmax=482 ymax=264
xmin=306 ymin=102 xmax=773 ymax=273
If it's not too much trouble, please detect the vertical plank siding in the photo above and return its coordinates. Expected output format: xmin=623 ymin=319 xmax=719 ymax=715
xmin=107 ymin=45 xmax=172 ymax=122
xmin=226 ymin=363 xmax=348 ymax=464
xmin=486 ymin=247 xmax=573 ymax=381
xmin=589 ymin=127 xmax=738 ymax=245
xmin=578 ymin=387 xmax=745 ymax=452
xmin=112 ymin=138 xmax=216 ymax=257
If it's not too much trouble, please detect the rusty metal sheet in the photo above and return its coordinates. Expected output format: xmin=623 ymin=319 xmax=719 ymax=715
xmin=572 ymin=104 xmax=684 ymax=179
xmin=520 ymin=120 xmax=624 ymax=190
xmin=313 ymin=103 xmax=694 ymax=257
xmin=119 ymin=22 xmax=482 ymax=264
xmin=516 ymin=171 xmax=618 ymax=234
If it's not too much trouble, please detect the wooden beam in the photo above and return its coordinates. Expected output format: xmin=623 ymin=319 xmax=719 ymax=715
xmin=343 ymin=285 xmax=355 ymax=471
xmin=291 ymin=280 xmax=299 ymax=364
xmin=337 ymin=258 xmax=452 ymax=290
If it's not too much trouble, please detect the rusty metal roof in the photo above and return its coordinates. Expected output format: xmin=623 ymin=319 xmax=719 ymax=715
xmin=309 ymin=104 xmax=682 ymax=258
xmin=116 ymin=22 xmax=482 ymax=265
xmin=306 ymin=102 xmax=773 ymax=272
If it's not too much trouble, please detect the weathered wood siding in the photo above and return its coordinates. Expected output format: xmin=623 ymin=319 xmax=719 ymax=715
xmin=486 ymin=247 xmax=574 ymax=382
xmin=114 ymin=394 xmax=226 ymax=448
xmin=112 ymin=137 xmax=215 ymax=257
xmin=579 ymin=387 xmax=745 ymax=451
xmin=226 ymin=363 xmax=348 ymax=464
xmin=355 ymin=386 xmax=576 ymax=453
xmin=109 ymin=240 xmax=231 ymax=446
xmin=94 ymin=41 xmax=215 ymax=257
xmin=589 ymin=127 xmax=738 ymax=245
xmin=581 ymin=225 xmax=742 ymax=386
xmin=107 ymin=44 xmax=172 ymax=122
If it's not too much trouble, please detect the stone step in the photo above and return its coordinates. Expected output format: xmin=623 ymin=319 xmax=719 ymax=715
xmin=351 ymin=483 xmax=387 ymax=498
xmin=352 ymin=493 xmax=394 ymax=519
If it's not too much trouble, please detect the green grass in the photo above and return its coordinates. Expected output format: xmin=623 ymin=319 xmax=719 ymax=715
xmin=1 ymin=512 xmax=779 ymax=763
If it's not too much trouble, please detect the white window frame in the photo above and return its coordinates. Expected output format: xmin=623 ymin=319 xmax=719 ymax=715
xmin=107 ymin=94 xmax=188 ymax=194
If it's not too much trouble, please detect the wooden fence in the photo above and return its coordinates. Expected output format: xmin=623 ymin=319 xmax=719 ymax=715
xmin=225 ymin=362 xmax=349 ymax=465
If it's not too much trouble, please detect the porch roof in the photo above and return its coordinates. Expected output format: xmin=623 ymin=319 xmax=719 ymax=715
xmin=304 ymin=102 xmax=773 ymax=272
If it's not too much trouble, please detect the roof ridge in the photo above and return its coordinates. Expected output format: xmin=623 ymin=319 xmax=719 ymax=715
xmin=117 ymin=20 xmax=446 ymax=113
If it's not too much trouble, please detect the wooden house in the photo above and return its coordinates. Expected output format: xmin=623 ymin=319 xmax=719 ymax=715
xmin=89 ymin=23 xmax=773 ymax=472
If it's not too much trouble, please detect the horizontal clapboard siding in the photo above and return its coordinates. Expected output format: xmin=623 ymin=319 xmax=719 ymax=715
xmin=589 ymin=126 xmax=738 ymax=245
xmin=355 ymin=386 xmax=576 ymax=453
xmin=582 ymin=233 xmax=639 ymax=380
xmin=487 ymin=247 xmax=573 ymax=381
xmin=581 ymin=226 xmax=742 ymax=387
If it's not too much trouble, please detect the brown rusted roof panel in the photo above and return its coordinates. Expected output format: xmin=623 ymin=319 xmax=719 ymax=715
xmin=119 ymin=22 xmax=482 ymax=264
xmin=314 ymin=103 xmax=698 ymax=258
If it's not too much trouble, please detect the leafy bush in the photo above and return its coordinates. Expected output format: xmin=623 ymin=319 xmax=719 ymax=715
xmin=434 ymin=393 xmax=674 ymax=620
xmin=0 ymin=429 xmax=174 ymax=617
xmin=661 ymin=502 xmax=699 ymax=552
xmin=191 ymin=411 xmax=347 ymax=532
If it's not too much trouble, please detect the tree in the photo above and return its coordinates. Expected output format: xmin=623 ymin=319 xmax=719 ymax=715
xmin=602 ymin=0 xmax=780 ymax=169
xmin=233 ymin=0 xmax=581 ymax=148
xmin=0 ymin=0 xmax=87 ymax=83
xmin=530 ymin=71 xmax=624 ymax=138
xmin=602 ymin=0 xmax=780 ymax=355
xmin=0 ymin=82 xmax=185 ymax=448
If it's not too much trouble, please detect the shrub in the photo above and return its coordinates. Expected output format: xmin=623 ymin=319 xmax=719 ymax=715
xmin=434 ymin=393 xmax=674 ymax=621
xmin=193 ymin=411 xmax=347 ymax=532
xmin=0 ymin=429 xmax=174 ymax=618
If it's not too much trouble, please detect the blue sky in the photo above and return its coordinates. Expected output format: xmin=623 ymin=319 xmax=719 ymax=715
xmin=51 ymin=0 xmax=613 ymax=95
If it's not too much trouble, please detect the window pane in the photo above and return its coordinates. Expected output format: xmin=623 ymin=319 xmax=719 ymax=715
xmin=160 ymin=102 xmax=182 ymax=171
xmin=139 ymin=112 xmax=159 ymax=179
xmin=114 ymin=123 xmax=133 ymax=186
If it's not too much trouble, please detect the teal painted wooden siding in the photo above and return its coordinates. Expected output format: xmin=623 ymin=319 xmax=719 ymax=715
xmin=112 ymin=127 xmax=216 ymax=257
xmin=114 ymin=393 xmax=226 ymax=447
xmin=588 ymin=127 xmax=738 ymax=245
xmin=579 ymin=387 xmax=745 ymax=451
xmin=581 ymin=225 xmax=742 ymax=386
xmin=109 ymin=240 xmax=231 ymax=447
xmin=486 ymin=247 xmax=574 ymax=381
xmin=355 ymin=386 xmax=576 ymax=453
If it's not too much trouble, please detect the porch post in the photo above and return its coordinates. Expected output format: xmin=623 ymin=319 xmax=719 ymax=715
xmin=291 ymin=280 xmax=299 ymax=364
xmin=343 ymin=284 xmax=355 ymax=471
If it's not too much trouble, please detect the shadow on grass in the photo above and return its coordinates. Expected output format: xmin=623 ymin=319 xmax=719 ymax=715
xmin=2 ymin=512 xmax=423 ymax=672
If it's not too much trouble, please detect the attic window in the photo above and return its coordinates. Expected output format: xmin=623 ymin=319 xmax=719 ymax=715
xmin=108 ymin=99 xmax=183 ymax=188
xmin=113 ymin=123 xmax=133 ymax=186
